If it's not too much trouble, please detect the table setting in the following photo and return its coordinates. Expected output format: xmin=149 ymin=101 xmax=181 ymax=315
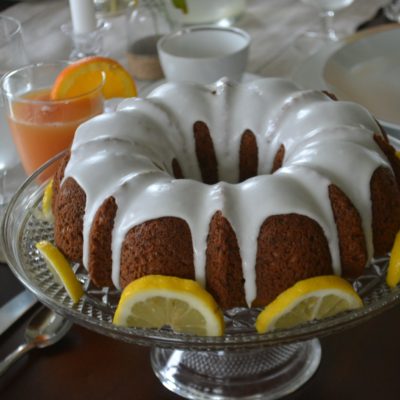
xmin=1 ymin=1 xmax=400 ymax=399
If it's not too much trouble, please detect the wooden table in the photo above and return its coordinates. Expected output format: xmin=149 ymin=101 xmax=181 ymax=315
xmin=1 ymin=1 xmax=398 ymax=399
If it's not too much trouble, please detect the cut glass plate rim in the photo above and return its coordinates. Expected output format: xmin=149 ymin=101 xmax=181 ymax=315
xmin=2 ymin=141 xmax=400 ymax=350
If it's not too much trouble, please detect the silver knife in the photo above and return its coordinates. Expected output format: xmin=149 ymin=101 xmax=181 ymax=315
xmin=0 ymin=290 xmax=37 ymax=335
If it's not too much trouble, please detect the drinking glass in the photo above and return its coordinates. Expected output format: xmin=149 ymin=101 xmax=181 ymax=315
xmin=126 ymin=0 xmax=172 ymax=81
xmin=93 ymin=0 xmax=136 ymax=62
xmin=0 ymin=15 xmax=29 ymax=263
xmin=0 ymin=16 xmax=28 ymax=206
xmin=301 ymin=0 xmax=354 ymax=41
xmin=1 ymin=62 xmax=104 ymax=181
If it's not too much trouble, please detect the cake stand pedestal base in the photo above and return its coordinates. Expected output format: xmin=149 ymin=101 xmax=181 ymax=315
xmin=151 ymin=338 xmax=321 ymax=399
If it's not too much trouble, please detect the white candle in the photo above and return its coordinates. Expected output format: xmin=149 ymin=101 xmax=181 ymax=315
xmin=69 ymin=0 xmax=97 ymax=35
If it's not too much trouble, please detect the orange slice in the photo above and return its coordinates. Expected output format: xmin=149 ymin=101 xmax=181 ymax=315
xmin=51 ymin=56 xmax=137 ymax=100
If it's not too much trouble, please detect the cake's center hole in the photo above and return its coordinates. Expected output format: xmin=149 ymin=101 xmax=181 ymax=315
xmin=172 ymin=122 xmax=284 ymax=184
xmin=193 ymin=121 xmax=262 ymax=184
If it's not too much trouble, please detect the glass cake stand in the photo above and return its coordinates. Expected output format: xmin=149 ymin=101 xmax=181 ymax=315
xmin=2 ymin=152 xmax=400 ymax=400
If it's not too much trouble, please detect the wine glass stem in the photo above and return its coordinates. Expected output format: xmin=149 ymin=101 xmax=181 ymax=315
xmin=0 ymin=169 xmax=6 ymax=205
xmin=320 ymin=9 xmax=337 ymax=41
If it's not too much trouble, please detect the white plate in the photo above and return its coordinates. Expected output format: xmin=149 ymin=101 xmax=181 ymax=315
xmin=291 ymin=24 xmax=400 ymax=91
xmin=323 ymin=26 xmax=400 ymax=137
xmin=292 ymin=24 xmax=400 ymax=138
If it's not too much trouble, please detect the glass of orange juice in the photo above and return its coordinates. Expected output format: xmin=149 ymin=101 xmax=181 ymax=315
xmin=1 ymin=61 xmax=104 ymax=178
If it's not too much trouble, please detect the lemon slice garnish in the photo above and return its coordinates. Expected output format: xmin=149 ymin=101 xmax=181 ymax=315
xmin=42 ymin=179 xmax=53 ymax=220
xmin=113 ymin=275 xmax=224 ymax=336
xmin=35 ymin=241 xmax=84 ymax=304
xmin=171 ymin=0 xmax=188 ymax=14
xmin=387 ymin=231 xmax=400 ymax=288
xmin=256 ymin=275 xmax=363 ymax=333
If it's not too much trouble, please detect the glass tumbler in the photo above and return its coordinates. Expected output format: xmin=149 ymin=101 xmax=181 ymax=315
xmin=0 ymin=15 xmax=29 ymax=262
xmin=0 ymin=15 xmax=29 ymax=206
xmin=1 ymin=61 xmax=105 ymax=181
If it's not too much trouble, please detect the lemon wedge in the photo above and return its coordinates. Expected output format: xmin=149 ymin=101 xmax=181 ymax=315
xmin=42 ymin=179 xmax=53 ymax=220
xmin=35 ymin=241 xmax=84 ymax=304
xmin=113 ymin=275 xmax=224 ymax=336
xmin=387 ymin=231 xmax=400 ymax=288
xmin=256 ymin=275 xmax=363 ymax=333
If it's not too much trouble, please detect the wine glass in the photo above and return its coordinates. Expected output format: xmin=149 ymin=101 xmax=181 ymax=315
xmin=0 ymin=15 xmax=29 ymax=262
xmin=384 ymin=0 xmax=400 ymax=22
xmin=301 ymin=0 xmax=354 ymax=42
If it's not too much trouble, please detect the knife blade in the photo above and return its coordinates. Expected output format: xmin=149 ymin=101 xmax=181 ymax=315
xmin=0 ymin=290 xmax=37 ymax=335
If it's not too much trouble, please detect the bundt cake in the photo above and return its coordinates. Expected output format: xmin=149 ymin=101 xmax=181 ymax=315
xmin=51 ymin=78 xmax=400 ymax=310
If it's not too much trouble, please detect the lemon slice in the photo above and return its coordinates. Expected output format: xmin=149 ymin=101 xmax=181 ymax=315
xmin=35 ymin=241 xmax=84 ymax=304
xmin=256 ymin=275 xmax=363 ymax=333
xmin=42 ymin=179 xmax=53 ymax=220
xmin=172 ymin=0 xmax=188 ymax=14
xmin=113 ymin=275 xmax=224 ymax=336
xmin=387 ymin=231 xmax=400 ymax=288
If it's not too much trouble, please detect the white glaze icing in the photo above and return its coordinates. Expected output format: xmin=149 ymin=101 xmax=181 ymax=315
xmin=62 ymin=78 xmax=388 ymax=306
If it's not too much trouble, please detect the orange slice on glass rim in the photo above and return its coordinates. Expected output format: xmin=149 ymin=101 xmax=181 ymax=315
xmin=50 ymin=56 xmax=137 ymax=100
